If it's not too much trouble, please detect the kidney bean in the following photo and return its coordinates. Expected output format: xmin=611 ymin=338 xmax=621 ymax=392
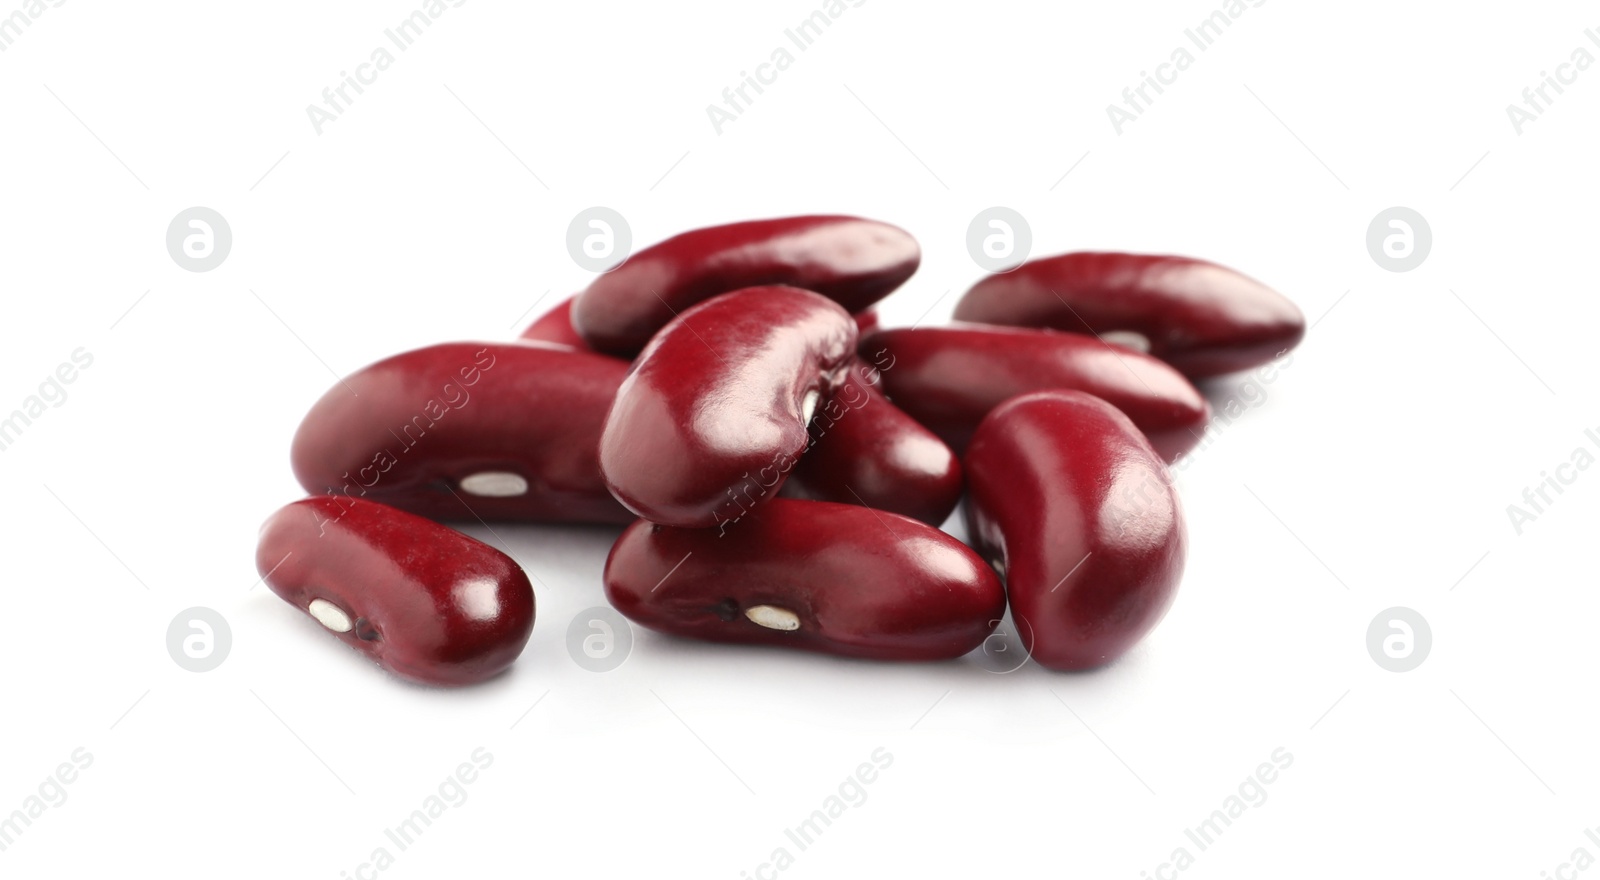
xmin=599 ymin=286 xmax=856 ymax=528
xmin=604 ymin=499 xmax=1004 ymax=660
xmin=964 ymin=390 xmax=1186 ymax=671
xmin=571 ymin=215 xmax=919 ymax=355
xmin=953 ymin=251 xmax=1304 ymax=379
xmin=257 ymin=497 xmax=535 ymax=685
xmin=291 ymin=341 xmax=633 ymax=525
xmin=862 ymin=324 xmax=1209 ymax=462
xmin=517 ymin=295 xmax=590 ymax=350
xmin=780 ymin=359 xmax=962 ymax=526
xmin=853 ymin=309 xmax=881 ymax=336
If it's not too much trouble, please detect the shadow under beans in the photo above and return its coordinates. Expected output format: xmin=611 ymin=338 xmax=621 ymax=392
xmin=618 ymin=612 xmax=1154 ymax=686
xmin=244 ymin=588 xmax=538 ymax=699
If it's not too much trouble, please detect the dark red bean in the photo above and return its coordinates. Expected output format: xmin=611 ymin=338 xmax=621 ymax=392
xmin=291 ymin=341 xmax=633 ymax=525
xmin=953 ymin=251 xmax=1304 ymax=379
xmin=257 ymin=497 xmax=535 ymax=685
xmin=572 ymin=216 xmax=919 ymax=355
xmin=964 ymin=390 xmax=1186 ymax=671
xmin=604 ymin=499 xmax=1004 ymax=661
xmin=862 ymin=323 xmax=1209 ymax=462
xmin=517 ymin=295 xmax=590 ymax=350
xmin=780 ymin=359 xmax=962 ymax=526
xmin=853 ymin=309 xmax=881 ymax=336
xmin=600 ymin=286 xmax=856 ymax=528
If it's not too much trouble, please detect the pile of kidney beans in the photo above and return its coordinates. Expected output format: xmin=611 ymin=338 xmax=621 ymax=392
xmin=256 ymin=215 xmax=1305 ymax=686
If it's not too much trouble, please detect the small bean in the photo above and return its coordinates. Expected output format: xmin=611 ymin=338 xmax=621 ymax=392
xmin=257 ymin=497 xmax=536 ymax=685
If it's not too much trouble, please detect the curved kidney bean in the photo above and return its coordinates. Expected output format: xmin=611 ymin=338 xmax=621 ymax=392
xmin=291 ymin=341 xmax=633 ymax=525
xmin=780 ymin=359 xmax=962 ymax=526
xmin=257 ymin=497 xmax=535 ymax=685
xmin=953 ymin=251 xmax=1304 ymax=379
xmin=862 ymin=324 xmax=1209 ymax=462
xmin=599 ymin=286 xmax=855 ymax=528
xmin=571 ymin=215 xmax=919 ymax=355
xmin=964 ymin=390 xmax=1186 ymax=671
xmin=517 ymin=295 xmax=590 ymax=350
xmin=604 ymin=499 xmax=1004 ymax=661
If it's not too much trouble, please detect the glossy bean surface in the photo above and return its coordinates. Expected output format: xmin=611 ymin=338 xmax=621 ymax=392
xmin=862 ymin=323 xmax=1209 ymax=461
xmin=257 ymin=497 xmax=535 ymax=685
xmin=781 ymin=359 xmax=962 ymax=526
xmin=964 ymin=390 xmax=1186 ymax=671
xmin=953 ymin=251 xmax=1304 ymax=378
xmin=572 ymin=215 xmax=918 ymax=355
xmin=605 ymin=499 xmax=1004 ymax=661
xmin=599 ymin=286 xmax=856 ymax=528
xmin=291 ymin=341 xmax=632 ymax=524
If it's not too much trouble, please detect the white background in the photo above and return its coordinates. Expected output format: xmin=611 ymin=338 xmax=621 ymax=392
xmin=2 ymin=1 xmax=1597 ymax=877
